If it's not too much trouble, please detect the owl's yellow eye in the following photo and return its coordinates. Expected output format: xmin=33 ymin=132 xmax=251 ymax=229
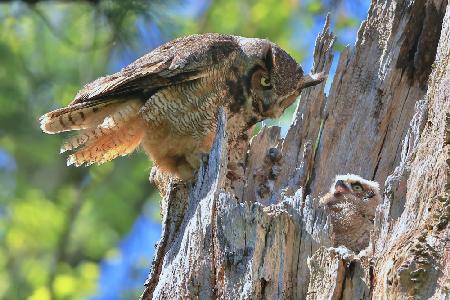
xmin=260 ymin=76 xmax=271 ymax=87
xmin=351 ymin=183 xmax=364 ymax=192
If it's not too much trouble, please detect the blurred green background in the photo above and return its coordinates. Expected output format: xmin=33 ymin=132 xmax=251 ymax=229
xmin=0 ymin=0 xmax=368 ymax=299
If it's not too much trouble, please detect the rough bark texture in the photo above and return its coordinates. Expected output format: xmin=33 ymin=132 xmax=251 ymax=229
xmin=141 ymin=0 xmax=449 ymax=299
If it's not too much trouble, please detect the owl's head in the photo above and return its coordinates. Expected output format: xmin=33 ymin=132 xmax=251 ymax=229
xmin=238 ymin=37 xmax=325 ymax=119
xmin=330 ymin=174 xmax=381 ymax=202
xmin=321 ymin=174 xmax=381 ymax=252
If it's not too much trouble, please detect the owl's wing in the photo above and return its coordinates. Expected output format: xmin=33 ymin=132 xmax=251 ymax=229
xmin=39 ymin=34 xmax=239 ymax=167
xmin=71 ymin=33 xmax=239 ymax=104
xmin=40 ymin=34 xmax=238 ymax=135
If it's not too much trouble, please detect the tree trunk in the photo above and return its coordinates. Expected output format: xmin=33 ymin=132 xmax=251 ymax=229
xmin=141 ymin=0 xmax=449 ymax=299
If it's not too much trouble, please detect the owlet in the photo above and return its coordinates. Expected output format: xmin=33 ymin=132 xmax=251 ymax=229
xmin=320 ymin=174 xmax=382 ymax=252
xmin=40 ymin=33 xmax=324 ymax=180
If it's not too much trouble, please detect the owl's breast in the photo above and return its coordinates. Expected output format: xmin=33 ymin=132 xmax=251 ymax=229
xmin=138 ymin=65 xmax=234 ymax=178
xmin=140 ymin=65 xmax=232 ymax=138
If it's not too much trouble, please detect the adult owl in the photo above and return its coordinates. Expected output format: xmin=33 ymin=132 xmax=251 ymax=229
xmin=320 ymin=174 xmax=382 ymax=252
xmin=40 ymin=33 xmax=324 ymax=180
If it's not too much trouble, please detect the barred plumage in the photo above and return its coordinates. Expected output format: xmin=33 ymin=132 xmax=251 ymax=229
xmin=39 ymin=33 xmax=324 ymax=180
xmin=67 ymin=117 xmax=144 ymax=166
xmin=40 ymin=99 xmax=130 ymax=134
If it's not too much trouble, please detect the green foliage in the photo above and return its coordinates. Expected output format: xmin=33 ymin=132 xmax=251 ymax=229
xmin=0 ymin=2 xmax=158 ymax=299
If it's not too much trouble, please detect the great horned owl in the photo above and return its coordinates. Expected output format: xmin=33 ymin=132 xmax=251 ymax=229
xmin=319 ymin=174 xmax=382 ymax=252
xmin=40 ymin=33 xmax=324 ymax=180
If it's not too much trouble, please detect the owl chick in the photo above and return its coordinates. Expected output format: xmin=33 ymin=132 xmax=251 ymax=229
xmin=39 ymin=33 xmax=324 ymax=180
xmin=319 ymin=174 xmax=382 ymax=252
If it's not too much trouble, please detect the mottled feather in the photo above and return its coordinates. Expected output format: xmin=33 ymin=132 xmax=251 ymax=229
xmin=39 ymin=33 xmax=324 ymax=179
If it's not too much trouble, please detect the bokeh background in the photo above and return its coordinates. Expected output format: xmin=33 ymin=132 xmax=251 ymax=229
xmin=0 ymin=0 xmax=369 ymax=299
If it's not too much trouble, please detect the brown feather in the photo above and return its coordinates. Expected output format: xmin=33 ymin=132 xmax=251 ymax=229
xmin=59 ymin=99 xmax=142 ymax=152
xmin=67 ymin=117 xmax=145 ymax=166
xmin=39 ymin=98 xmax=138 ymax=134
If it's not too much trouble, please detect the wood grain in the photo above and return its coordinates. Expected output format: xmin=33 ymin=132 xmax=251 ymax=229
xmin=141 ymin=1 xmax=449 ymax=299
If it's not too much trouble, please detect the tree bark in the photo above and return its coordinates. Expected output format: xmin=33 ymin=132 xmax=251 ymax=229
xmin=141 ymin=0 xmax=449 ymax=299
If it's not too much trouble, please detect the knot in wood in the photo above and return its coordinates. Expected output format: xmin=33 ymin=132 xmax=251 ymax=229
xmin=267 ymin=147 xmax=282 ymax=163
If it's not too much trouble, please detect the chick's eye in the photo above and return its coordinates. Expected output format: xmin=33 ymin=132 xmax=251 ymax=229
xmin=260 ymin=76 xmax=271 ymax=87
xmin=351 ymin=183 xmax=363 ymax=192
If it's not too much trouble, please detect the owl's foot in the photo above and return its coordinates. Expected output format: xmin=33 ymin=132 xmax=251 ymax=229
xmin=185 ymin=152 xmax=210 ymax=170
xmin=177 ymin=162 xmax=196 ymax=181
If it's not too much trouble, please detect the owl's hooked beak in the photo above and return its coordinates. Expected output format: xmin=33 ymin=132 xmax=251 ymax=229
xmin=297 ymin=72 xmax=326 ymax=91
xmin=262 ymin=72 xmax=327 ymax=119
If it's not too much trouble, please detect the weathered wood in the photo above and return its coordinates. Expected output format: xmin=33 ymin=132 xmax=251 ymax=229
xmin=141 ymin=0 xmax=449 ymax=299
xmin=307 ymin=247 xmax=370 ymax=300
xmin=371 ymin=2 xmax=450 ymax=298
xmin=310 ymin=0 xmax=447 ymax=197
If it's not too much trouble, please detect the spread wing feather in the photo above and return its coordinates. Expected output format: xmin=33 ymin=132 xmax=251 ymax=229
xmin=71 ymin=33 xmax=239 ymax=104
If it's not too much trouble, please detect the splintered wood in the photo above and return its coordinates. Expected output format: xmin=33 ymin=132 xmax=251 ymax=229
xmin=142 ymin=1 xmax=449 ymax=299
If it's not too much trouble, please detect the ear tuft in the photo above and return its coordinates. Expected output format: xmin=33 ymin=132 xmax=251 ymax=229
xmin=265 ymin=45 xmax=273 ymax=72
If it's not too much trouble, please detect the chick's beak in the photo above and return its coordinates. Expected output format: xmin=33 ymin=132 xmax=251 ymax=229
xmin=334 ymin=180 xmax=349 ymax=196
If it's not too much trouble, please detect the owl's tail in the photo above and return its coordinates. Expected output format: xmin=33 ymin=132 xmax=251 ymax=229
xmin=39 ymin=99 xmax=146 ymax=166
xmin=40 ymin=98 xmax=136 ymax=134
